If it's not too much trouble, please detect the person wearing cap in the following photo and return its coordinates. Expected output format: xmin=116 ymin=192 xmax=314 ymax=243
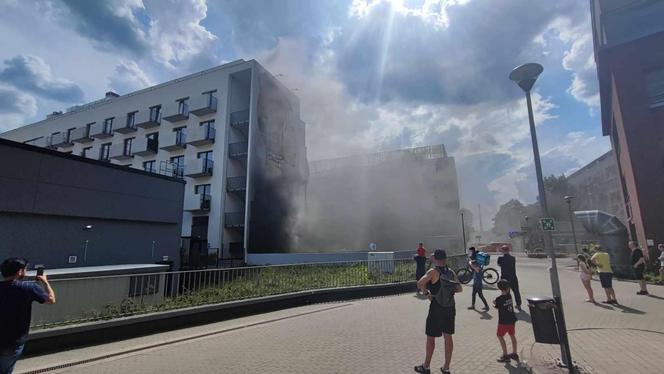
xmin=0 ymin=258 xmax=56 ymax=374
xmin=414 ymin=249 xmax=462 ymax=374
xmin=497 ymin=245 xmax=522 ymax=310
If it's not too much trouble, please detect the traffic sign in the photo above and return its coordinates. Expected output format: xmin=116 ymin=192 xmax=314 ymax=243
xmin=540 ymin=218 xmax=556 ymax=231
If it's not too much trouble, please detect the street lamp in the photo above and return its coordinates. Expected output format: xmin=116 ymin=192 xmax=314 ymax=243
xmin=460 ymin=210 xmax=467 ymax=252
xmin=564 ymin=196 xmax=579 ymax=259
xmin=510 ymin=63 xmax=573 ymax=370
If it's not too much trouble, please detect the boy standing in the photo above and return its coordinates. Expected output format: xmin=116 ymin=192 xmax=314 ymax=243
xmin=494 ymin=279 xmax=518 ymax=363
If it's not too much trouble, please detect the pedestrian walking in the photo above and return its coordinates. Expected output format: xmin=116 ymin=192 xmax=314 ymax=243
xmin=1 ymin=258 xmax=56 ymax=374
xmin=590 ymin=245 xmax=617 ymax=304
xmin=497 ymin=245 xmax=521 ymax=310
xmin=629 ymin=241 xmax=649 ymax=295
xmin=415 ymin=242 xmax=427 ymax=291
xmin=657 ymin=244 xmax=664 ymax=285
xmin=467 ymin=247 xmax=489 ymax=310
xmin=494 ymin=279 xmax=519 ymax=363
xmin=577 ymin=254 xmax=595 ymax=303
xmin=414 ymin=249 xmax=462 ymax=374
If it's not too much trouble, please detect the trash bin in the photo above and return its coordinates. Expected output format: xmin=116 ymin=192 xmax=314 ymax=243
xmin=528 ymin=297 xmax=559 ymax=344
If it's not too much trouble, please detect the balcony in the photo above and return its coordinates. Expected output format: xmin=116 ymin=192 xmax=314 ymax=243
xmin=187 ymin=125 xmax=215 ymax=146
xmin=185 ymin=158 xmax=213 ymax=178
xmin=162 ymin=101 xmax=189 ymax=123
xmin=133 ymin=137 xmax=159 ymax=156
xmin=135 ymin=109 xmax=161 ymax=129
xmin=90 ymin=122 xmax=113 ymax=139
xmin=50 ymin=132 xmax=73 ymax=147
xmin=226 ymin=176 xmax=247 ymax=193
xmin=230 ymin=109 xmax=249 ymax=136
xmin=228 ymin=141 xmax=248 ymax=159
xmin=224 ymin=212 xmax=245 ymax=229
xmin=160 ymin=130 xmax=187 ymax=151
xmin=109 ymin=143 xmax=133 ymax=161
xmin=29 ymin=137 xmax=55 ymax=149
xmin=115 ymin=115 xmax=137 ymax=134
xmin=184 ymin=193 xmax=211 ymax=214
xmin=190 ymin=94 xmax=217 ymax=116
xmin=70 ymin=127 xmax=93 ymax=143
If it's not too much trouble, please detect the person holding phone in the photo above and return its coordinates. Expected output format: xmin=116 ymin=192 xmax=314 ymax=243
xmin=0 ymin=258 xmax=56 ymax=374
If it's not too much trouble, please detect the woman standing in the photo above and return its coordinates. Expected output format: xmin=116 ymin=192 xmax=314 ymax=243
xmin=415 ymin=242 xmax=427 ymax=294
xmin=578 ymin=254 xmax=595 ymax=303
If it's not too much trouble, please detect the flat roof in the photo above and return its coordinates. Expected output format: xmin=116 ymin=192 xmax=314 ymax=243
xmin=0 ymin=138 xmax=185 ymax=183
xmin=25 ymin=264 xmax=171 ymax=279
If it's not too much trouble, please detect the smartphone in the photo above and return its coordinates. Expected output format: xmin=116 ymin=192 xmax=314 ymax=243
xmin=36 ymin=266 xmax=45 ymax=276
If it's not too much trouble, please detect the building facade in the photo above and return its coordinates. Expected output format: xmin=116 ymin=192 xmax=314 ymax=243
xmin=566 ymin=150 xmax=628 ymax=226
xmin=0 ymin=60 xmax=307 ymax=264
xmin=0 ymin=138 xmax=184 ymax=268
xmin=590 ymin=0 xmax=664 ymax=249
xmin=299 ymin=144 xmax=462 ymax=253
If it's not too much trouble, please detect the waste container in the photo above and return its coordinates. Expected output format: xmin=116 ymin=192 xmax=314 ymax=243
xmin=528 ymin=297 xmax=559 ymax=344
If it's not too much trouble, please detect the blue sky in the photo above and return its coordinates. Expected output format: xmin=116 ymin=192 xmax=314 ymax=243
xmin=0 ymin=0 xmax=610 ymax=224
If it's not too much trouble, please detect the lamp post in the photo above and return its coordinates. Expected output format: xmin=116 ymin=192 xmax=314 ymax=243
xmin=510 ymin=63 xmax=573 ymax=370
xmin=460 ymin=210 xmax=467 ymax=252
xmin=564 ymin=196 xmax=579 ymax=258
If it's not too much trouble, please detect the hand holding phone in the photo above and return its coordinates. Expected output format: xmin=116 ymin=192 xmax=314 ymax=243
xmin=36 ymin=266 xmax=45 ymax=276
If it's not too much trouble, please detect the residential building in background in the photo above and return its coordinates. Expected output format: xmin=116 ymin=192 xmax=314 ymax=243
xmin=567 ymin=150 xmax=628 ymax=226
xmin=0 ymin=139 xmax=184 ymax=268
xmin=591 ymin=0 xmax=664 ymax=248
xmin=299 ymin=144 xmax=462 ymax=253
xmin=0 ymin=60 xmax=308 ymax=266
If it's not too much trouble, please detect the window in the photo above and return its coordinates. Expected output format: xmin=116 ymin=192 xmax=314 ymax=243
xmin=171 ymin=155 xmax=184 ymax=177
xmin=123 ymin=137 xmax=134 ymax=156
xmin=143 ymin=160 xmax=156 ymax=173
xmin=202 ymin=90 xmax=217 ymax=107
xmin=103 ymin=117 xmax=114 ymax=134
xmin=99 ymin=143 xmax=111 ymax=161
xmin=174 ymin=126 xmax=186 ymax=144
xmin=200 ymin=119 xmax=215 ymax=132
xmin=195 ymin=184 xmax=211 ymax=196
xmin=85 ymin=123 xmax=94 ymax=137
xmin=646 ymin=68 xmax=664 ymax=108
xmin=81 ymin=146 xmax=92 ymax=157
xmin=149 ymin=105 xmax=161 ymax=122
xmin=177 ymin=98 xmax=189 ymax=114
xmin=66 ymin=128 xmax=76 ymax=143
xmin=197 ymin=150 xmax=213 ymax=161
xmin=126 ymin=112 xmax=137 ymax=128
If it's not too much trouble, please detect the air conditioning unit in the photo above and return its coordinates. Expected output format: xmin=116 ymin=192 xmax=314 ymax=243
xmin=368 ymin=252 xmax=395 ymax=275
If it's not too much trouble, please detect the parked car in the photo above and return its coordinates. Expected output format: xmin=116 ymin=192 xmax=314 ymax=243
xmin=478 ymin=242 xmax=512 ymax=253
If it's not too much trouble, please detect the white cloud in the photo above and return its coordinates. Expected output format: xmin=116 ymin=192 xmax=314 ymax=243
xmin=0 ymin=54 xmax=84 ymax=102
xmin=108 ymin=60 xmax=152 ymax=94
xmin=0 ymin=84 xmax=37 ymax=132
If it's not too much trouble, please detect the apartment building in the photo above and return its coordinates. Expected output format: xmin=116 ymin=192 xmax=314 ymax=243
xmin=1 ymin=59 xmax=308 ymax=265
xmin=590 ymin=0 xmax=664 ymax=249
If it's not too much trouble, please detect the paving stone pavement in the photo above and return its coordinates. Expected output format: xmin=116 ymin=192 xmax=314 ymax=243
xmin=15 ymin=256 xmax=664 ymax=374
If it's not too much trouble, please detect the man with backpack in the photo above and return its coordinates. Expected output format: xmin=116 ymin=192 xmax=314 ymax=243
xmin=414 ymin=249 xmax=462 ymax=374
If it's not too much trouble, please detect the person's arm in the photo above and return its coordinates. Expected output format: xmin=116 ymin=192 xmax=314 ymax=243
xmin=633 ymin=250 xmax=646 ymax=268
xmin=35 ymin=275 xmax=56 ymax=304
xmin=417 ymin=269 xmax=435 ymax=297
xmin=451 ymin=271 xmax=462 ymax=293
xmin=469 ymin=261 xmax=480 ymax=273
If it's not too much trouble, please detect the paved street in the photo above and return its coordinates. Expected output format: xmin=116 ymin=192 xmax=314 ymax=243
xmin=16 ymin=256 xmax=664 ymax=374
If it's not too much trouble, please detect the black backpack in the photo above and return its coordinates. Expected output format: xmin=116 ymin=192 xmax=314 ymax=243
xmin=433 ymin=266 xmax=457 ymax=307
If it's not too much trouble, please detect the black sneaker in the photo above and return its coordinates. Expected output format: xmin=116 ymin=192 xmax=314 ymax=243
xmin=497 ymin=355 xmax=510 ymax=363
xmin=508 ymin=353 xmax=520 ymax=362
xmin=414 ymin=365 xmax=431 ymax=374
xmin=637 ymin=291 xmax=649 ymax=295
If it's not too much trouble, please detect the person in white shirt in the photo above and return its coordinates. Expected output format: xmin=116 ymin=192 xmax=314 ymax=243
xmin=658 ymin=244 xmax=664 ymax=285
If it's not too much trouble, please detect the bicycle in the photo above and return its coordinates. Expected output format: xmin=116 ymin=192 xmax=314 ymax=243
xmin=456 ymin=265 xmax=500 ymax=285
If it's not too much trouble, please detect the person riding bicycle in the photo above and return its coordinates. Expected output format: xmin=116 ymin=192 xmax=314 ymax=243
xmin=467 ymin=247 xmax=489 ymax=310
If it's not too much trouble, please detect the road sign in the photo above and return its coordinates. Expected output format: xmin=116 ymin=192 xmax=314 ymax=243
xmin=540 ymin=218 xmax=556 ymax=231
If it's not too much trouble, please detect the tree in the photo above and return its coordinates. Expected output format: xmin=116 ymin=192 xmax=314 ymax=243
xmin=492 ymin=199 xmax=528 ymax=239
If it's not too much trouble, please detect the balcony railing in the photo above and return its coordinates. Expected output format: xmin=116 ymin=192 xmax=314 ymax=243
xmin=50 ymin=132 xmax=73 ymax=147
xmin=71 ymin=127 xmax=93 ymax=143
xmin=109 ymin=143 xmax=133 ymax=161
xmin=184 ymin=193 xmax=211 ymax=213
xmin=224 ymin=212 xmax=245 ymax=228
xmin=163 ymin=101 xmax=189 ymax=122
xmin=135 ymin=109 xmax=161 ymax=129
xmin=133 ymin=137 xmax=159 ymax=156
xmin=185 ymin=158 xmax=213 ymax=178
xmin=228 ymin=141 xmax=248 ymax=158
xmin=190 ymin=94 xmax=217 ymax=116
xmin=160 ymin=131 xmax=187 ymax=151
xmin=187 ymin=125 xmax=215 ymax=146
xmin=90 ymin=122 xmax=113 ymax=139
xmin=226 ymin=176 xmax=247 ymax=192
xmin=115 ymin=114 xmax=138 ymax=134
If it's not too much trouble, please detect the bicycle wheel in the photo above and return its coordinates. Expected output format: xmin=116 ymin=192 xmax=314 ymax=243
xmin=482 ymin=268 xmax=500 ymax=285
xmin=457 ymin=268 xmax=472 ymax=284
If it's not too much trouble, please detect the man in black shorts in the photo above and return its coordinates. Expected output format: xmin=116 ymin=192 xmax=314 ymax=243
xmin=414 ymin=249 xmax=462 ymax=374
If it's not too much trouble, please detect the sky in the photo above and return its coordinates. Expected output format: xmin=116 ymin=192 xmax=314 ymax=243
xmin=0 ymin=0 xmax=610 ymax=227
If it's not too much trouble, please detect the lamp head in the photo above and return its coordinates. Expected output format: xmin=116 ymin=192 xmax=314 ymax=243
xmin=509 ymin=63 xmax=543 ymax=92
xmin=564 ymin=195 xmax=575 ymax=203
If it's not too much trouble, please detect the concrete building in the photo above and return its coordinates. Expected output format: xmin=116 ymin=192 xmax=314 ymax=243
xmin=0 ymin=138 xmax=184 ymax=268
xmin=590 ymin=0 xmax=664 ymax=248
xmin=567 ymin=150 xmax=628 ymax=225
xmin=297 ymin=144 xmax=462 ymax=253
xmin=1 ymin=60 xmax=308 ymax=264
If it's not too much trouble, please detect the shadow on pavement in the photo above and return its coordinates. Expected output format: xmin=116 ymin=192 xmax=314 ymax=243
xmin=612 ymin=304 xmax=646 ymax=315
xmin=472 ymin=308 xmax=493 ymax=320
xmin=646 ymin=294 xmax=664 ymax=301
xmin=516 ymin=309 xmax=531 ymax=323
xmin=503 ymin=362 xmax=530 ymax=373
xmin=591 ymin=302 xmax=613 ymax=310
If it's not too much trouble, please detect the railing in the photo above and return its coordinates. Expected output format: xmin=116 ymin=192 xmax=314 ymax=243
xmin=230 ymin=109 xmax=249 ymax=125
xmin=228 ymin=141 xmax=248 ymax=157
xmin=224 ymin=212 xmax=245 ymax=228
xmin=28 ymin=256 xmax=464 ymax=330
xmin=226 ymin=176 xmax=247 ymax=191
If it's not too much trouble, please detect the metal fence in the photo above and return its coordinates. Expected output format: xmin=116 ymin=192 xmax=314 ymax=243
xmin=31 ymin=255 xmax=464 ymax=330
